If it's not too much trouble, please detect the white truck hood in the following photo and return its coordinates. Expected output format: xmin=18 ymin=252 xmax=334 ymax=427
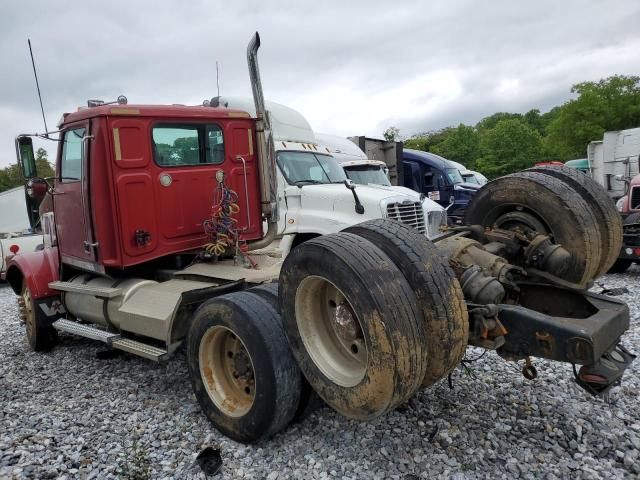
xmin=282 ymin=183 xmax=446 ymax=238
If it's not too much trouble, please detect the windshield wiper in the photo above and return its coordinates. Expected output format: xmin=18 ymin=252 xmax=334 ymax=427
xmin=293 ymin=179 xmax=324 ymax=186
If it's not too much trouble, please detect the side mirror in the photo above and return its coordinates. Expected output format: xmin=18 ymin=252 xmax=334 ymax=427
xmin=15 ymin=136 xmax=37 ymax=179
xmin=615 ymin=174 xmax=629 ymax=184
xmin=344 ymin=179 xmax=356 ymax=190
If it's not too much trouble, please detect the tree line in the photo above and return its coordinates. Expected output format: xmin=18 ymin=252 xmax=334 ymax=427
xmin=385 ymin=75 xmax=640 ymax=179
xmin=0 ymin=148 xmax=54 ymax=193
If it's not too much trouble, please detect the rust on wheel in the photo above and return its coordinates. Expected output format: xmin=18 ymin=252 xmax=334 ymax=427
xmin=198 ymin=326 xmax=256 ymax=418
xmin=20 ymin=286 xmax=35 ymax=337
xmin=295 ymin=275 xmax=368 ymax=388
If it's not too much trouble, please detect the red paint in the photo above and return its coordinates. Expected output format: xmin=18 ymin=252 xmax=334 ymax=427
xmin=9 ymin=244 xmax=19 ymax=254
xmin=5 ymin=247 xmax=60 ymax=299
xmin=52 ymin=105 xmax=262 ymax=270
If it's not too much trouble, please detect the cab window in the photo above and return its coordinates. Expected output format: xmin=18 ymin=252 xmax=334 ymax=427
xmin=60 ymin=127 xmax=85 ymax=182
xmin=152 ymin=124 xmax=224 ymax=166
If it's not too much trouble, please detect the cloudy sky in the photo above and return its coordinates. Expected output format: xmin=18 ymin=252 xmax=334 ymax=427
xmin=1 ymin=0 xmax=639 ymax=166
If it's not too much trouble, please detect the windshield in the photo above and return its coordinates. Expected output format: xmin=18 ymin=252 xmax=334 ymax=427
xmin=277 ymin=151 xmax=347 ymax=185
xmin=445 ymin=167 xmax=464 ymax=184
xmin=462 ymin=173 xmax=479 ymax=185
xmin=344 ymin=165 xmax=391 ymax=186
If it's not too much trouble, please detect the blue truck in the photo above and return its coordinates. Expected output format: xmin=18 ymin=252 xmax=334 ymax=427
xmin=348 ymin=138 xmax=480 ymax=223
xmin=401 ymin=149 xmax=480 ymax=223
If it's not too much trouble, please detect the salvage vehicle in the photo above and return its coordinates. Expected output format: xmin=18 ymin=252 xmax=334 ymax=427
xmin=6 ymin=33 xmax=634 ymax=443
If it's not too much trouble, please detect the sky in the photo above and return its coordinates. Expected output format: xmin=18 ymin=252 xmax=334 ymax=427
xmin=1 ymin=0 xmax=639 ymax=166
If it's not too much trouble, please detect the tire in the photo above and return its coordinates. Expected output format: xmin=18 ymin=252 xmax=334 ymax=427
xmin=245 ymin=283 xmax=325 ymax=422
xmin=19 ymin=285 xmax=57 ymax=352
xmin=186 ymin=291 xmax=301 ymax=443
xmin=527 ymin=165 xmax=623 ymax=277
xmin=279 ymin=233 xmax=427 ymax=420
xmin=607 ymin=259 xmax=632 ymax=273
xmin=344 ymin=219 xmax=468 ymax=387
xmin=464 ymin=171 xmax=602 ymax=286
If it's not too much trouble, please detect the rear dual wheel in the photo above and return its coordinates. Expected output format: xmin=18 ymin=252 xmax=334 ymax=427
xmin=526 ymin=165 xmax=623 ymax=277
xmin=344 ymin=219 xmax=468 ymax=387
xmin=187 ymin=291 xmax=301 ymax=443
xmin=464 ymin=171 xmax=603 ymax=286
xmin=280 ymin=229 xmax=465 ymax=420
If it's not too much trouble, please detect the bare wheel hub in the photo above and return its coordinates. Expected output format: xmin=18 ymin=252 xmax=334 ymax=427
xmin=295 ymin=275 xmax=367 ymax=387
xmin=199 ymin=326 xmax=256 ymax=417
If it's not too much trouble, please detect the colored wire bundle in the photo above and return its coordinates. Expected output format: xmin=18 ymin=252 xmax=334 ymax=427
xmin=203 ymin=180 xmax=257 ymax=268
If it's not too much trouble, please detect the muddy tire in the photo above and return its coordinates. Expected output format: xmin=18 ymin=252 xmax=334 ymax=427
xmin=279 ymin=233 xmax=427 ymax=420
xmin=20 ymin=285 xmax=57 ymax=352
xmin=464 ymin=171 xmax=602 ymax=286
xmin=186 ymin=291 xmax=301 ymax=443
xmin=245 ymin=283 xmax=325 ymax=422
xmin=527 ymin=165 xmax=623 ymax=277
xmin=344 ymin=219 xmax=468 ymax=387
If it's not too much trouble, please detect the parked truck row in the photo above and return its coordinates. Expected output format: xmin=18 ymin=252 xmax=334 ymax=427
xmin=4 ymin=33 xmax=634 ymax=443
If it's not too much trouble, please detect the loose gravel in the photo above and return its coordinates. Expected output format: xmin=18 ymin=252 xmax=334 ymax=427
xmin=1 ymin=268 xmax=639 ymax=479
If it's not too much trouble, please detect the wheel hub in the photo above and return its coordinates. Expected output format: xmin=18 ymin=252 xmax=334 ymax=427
xmin=295 ymin=275 xmax=368 ymax=387
xmin=199 ymin=326 xmax=256 ymax=418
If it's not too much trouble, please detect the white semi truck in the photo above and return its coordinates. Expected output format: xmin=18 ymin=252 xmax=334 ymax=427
xmin=316 ymin=132 xmax=446 ymax=237
xmin=587 ymin=127 xmax=640 ymax=201
xmin=211 ymin=98 xmax=446 ymax=242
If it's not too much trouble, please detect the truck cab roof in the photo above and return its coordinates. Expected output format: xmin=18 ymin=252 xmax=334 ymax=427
xmin=59 ymin=104 xmax=251 ymax=128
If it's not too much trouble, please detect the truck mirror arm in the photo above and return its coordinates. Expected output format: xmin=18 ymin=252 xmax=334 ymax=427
xmin=344 ymin=179 xmax=365 ymax=214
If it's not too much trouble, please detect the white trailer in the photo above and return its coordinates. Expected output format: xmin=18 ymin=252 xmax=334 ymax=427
xmin=587 ymin=127 xmax=640 ymax=200
xmin=0 ymin=187 xmax=43 ymax=277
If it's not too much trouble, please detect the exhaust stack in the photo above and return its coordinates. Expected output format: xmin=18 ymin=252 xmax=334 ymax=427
xmin=247 ymin=32 xmax=278 ymax=225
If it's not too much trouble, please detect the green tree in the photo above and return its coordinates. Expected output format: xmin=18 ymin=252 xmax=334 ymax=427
xmin=431 ymin=124 xmax=480 ymax=169
xmin=383 ymin=126 xmax=400 ymax=142
xmin=35 ymin=148 xmax=55 ymax=178
xmin=476 ymin=119 xmax=543 ymax=179
xmin=404 ymin=127 xmax=454 ymax=152
xmin=546 ymin=75 xmax=640 ymax=159
xmin=476 ymin=112 xmax=523 ymax=131
xmin=0 ymin=147 xmax=54 ymax=192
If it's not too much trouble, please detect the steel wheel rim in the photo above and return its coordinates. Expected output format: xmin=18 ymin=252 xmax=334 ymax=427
xmin=199 ymin=326 xmax=256 ymax=418
xmin=295 ymin=275 xmax=367 ymax=387
xmin=21 ymin=287 xmax=34 ymax=338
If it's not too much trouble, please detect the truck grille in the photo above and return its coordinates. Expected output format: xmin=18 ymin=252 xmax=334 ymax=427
xmin=426 ymin=210 xmax=445 ymax=238
xmin=631 ymin=186 xmax=640 ymax=210
xmin=386 ymin=201 xmax=426 ymax=234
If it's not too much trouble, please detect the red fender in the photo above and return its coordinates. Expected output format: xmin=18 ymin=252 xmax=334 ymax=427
xmin=5 ymin=247 xmax=60 ymax=299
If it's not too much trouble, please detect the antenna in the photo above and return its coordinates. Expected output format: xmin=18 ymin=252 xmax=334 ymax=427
xmin=216 ymin=61 xmax=220 ymax=97
xmin=28 ymin=39 xmax=49 ymax=137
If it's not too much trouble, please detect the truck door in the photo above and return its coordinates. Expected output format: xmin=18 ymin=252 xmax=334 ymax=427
xmin=54 ymin=123 xmax=99 ymax=270
xmin=423 ymin=166 xmax=448 ymax=208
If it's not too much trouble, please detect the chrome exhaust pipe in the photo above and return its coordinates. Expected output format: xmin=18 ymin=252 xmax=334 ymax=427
xmin=247 ymin=32 xmax=278 ymax=225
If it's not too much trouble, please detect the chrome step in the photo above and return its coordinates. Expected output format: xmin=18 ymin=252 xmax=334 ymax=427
xmin=111 ymin=338 xmax=168 ymax=361
xmin=53 ymin=319 xmax=119 ymax=342
xmin=49 ymin=281 xmax=122 ymax=298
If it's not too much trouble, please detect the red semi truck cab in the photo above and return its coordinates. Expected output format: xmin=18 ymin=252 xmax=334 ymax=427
xmin=616 ymin=174 xmax=640 ymax=216
xmin=48 ymin=104 xmax=263 ymax=273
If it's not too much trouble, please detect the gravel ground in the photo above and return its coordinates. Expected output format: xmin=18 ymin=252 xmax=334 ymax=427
xmin=1 ymin=268 xmax=639 ymax=480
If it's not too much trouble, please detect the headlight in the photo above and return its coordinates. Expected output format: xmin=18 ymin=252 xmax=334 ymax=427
xmin=616 ymin=197 xmax=625 ymax=212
